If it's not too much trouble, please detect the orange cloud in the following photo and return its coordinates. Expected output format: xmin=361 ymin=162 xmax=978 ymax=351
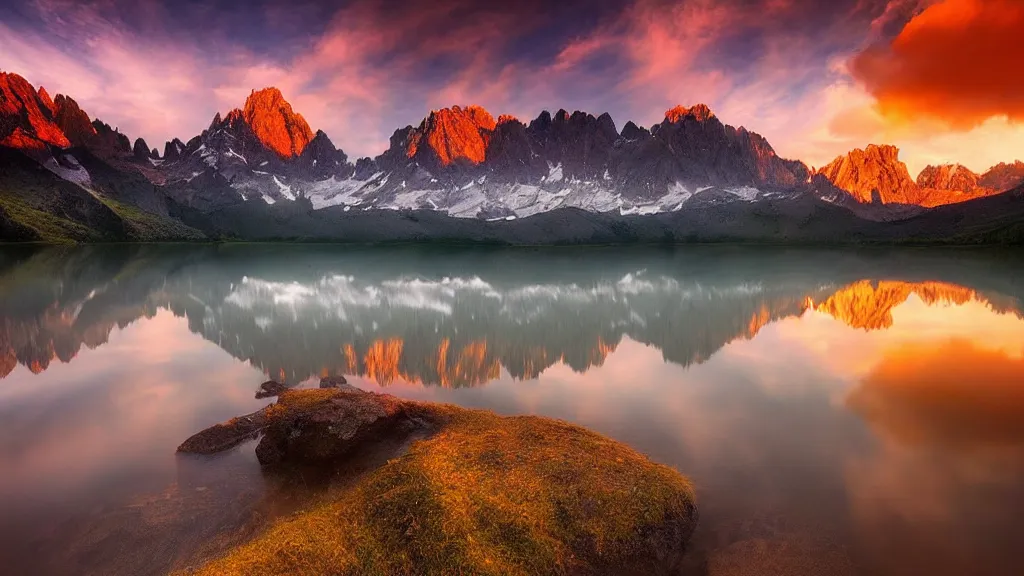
xmin=851 ymin=0 xmax=1024 ymax=129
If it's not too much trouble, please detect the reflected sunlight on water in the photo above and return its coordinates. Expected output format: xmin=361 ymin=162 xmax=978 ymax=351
xmin=0 ymin=245 xmax=1023 ymax=575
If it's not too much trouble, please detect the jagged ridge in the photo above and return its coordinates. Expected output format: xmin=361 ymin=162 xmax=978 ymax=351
xmin=3 ymin=69 xmax=1024 ymax=236
xmin=818 ymin=146 xmax=1024 ymax=208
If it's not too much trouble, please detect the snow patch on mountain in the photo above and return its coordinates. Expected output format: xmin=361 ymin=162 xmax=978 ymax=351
xmin=226 ymin=148 xmax=247 ymax=164
xmin=543 ymin=162 xmax=564 ymax=183
xmin=390 ymin=188 xmax=447 ymax=211
xmin=298 ymin=174 xmax=773 ymax=219
xmin=43 ymin=154 xmax=92 ymax=187
xmin=725 ymin=186 xmax=761 ymax=201
xmin=305 ymin=176 xmax=376 ymax=209
xmin=272 ymin=175 xmax=295 ymax=200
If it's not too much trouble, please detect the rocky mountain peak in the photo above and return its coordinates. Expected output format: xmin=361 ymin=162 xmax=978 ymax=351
xmin=163 ymin=138 xmax=185 ymax=162
xmin=296 ymin=129 xmax=353 ymax=179
xmin=90 ymin=119 xmax=131 ymax=154
xmin=497 ymin=114 xmax=520 ymax=126
xmin=133 ymin=137 xmax=154 ymax=161
xmin=53 ymin=94 xmax=97 ymax=147
xmin=36 ymin=86 xmax=55 ymax=115
xmin=462 ymin=105 xmax=497 ymax=131
xmin=665 ymin=104 xmax=715 ymax=123
xmin=530 ymin=111 xmax=553 ymax=131
xmin=916 ymin=163 xmax=980 ymax=192
xmin=0 ymin=72 xmax=71 ymax=150
xmin=405 ymin=105 xmax=497 ymax=166
xmin=978 ymin=160 xmax=1024 ymax=191
xmin=620 ymin=121 xmax=649 ymax=140
xmin=643 ymin=103 xmax=808 ymax=189
xmin=354 ymin=156 xmax=378 ymax=179
xmin=223 ymin=108 xmax=244 ymax=126
xmin=864 ymin=144 xmax=901 ymax=162
xmin=816 ymin=145 xmax=916 ymax=204
xmin=817 ymin=147 xmax=1015 ymax=207
xmin=596 ymin=112 xmax=616 ymax=136
xmin=240 ymin=87 xmax=315 ymax=158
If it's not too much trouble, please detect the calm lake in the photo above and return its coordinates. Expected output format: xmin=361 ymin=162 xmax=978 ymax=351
xmin=1 ymin=245 xmax=1023 ymax=576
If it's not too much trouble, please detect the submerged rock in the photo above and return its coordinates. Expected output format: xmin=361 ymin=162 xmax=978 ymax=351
xmin=254 ymin=379 xmax=288 ymax=399
xmin=176 ymin=409 xmax=269 ymax=455
xmin=181 ymin=388 xmax=699 ymax=575
xmin=318 ymin=374 xmax=350 ymax=389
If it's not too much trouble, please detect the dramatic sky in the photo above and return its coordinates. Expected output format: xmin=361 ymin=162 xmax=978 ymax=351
xmin=2 ymin=0 xmax=1022 ymax=174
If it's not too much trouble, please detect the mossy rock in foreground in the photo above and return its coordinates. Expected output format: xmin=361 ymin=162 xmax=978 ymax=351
xmin=182 ymin=388 xmax=698 ymax=576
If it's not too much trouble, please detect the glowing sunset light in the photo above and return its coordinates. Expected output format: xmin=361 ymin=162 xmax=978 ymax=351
xmin=851 ymin=0 xmax=1024 ymax=130
xmin=1 ymin=0 xmax=1021 ymax=175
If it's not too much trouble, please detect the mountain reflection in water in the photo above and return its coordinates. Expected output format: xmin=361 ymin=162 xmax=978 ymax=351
xmin=1 ymin=245 xmax=1023 ymax=576
xmin=2 ymin=246 xmax=1022 ymax=388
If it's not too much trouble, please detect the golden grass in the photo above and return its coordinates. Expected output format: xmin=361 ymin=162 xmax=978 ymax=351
xmin=185 ymin=393 xmax=696 ymax=576
xmin=264 ymin=388 xmax=342 ymax=421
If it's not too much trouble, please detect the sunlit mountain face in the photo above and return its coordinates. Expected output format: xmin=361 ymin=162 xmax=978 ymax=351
xmin=3 ymin=245 xmax=1024 ymax=576
xmin=3 ymin=0 xmax=1022 ymax=176
xmin=4 ymin=0 xmax=1024 ymax=245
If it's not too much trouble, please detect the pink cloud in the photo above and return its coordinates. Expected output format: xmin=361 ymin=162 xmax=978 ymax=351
xmin=1 ymin=10 xmax=222 ymax=149
xmin=1 ymin=0 xmax=400 ymax=157
xmin=5 ymin=0 xmax=1022 ymax=170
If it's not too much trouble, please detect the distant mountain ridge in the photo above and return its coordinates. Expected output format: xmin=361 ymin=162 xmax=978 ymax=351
xmin=816 ymin=145 xmax=1022 ymax=208
xmin=325 ymin=100 xmax=814 ymax=219
xmin=2 ymin=70 xmax=1023 ymax=244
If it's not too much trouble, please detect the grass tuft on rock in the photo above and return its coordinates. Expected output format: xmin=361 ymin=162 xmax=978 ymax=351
xmin=185 ymin=390 xmax=697 ymax=576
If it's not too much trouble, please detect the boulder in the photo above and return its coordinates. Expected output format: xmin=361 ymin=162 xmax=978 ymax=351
xmin=318 ymin=374 xmax=350 ymax=389
xmin=255 ymin=379 xmax=288 ymax=399
xmin=253 ymin=387 xmax=422 ymax=466
xmin=178 ymin=386 xmax=417 ymax=460
xmin=185 ymin=388 xmax=698 ymax=576
xmin=176 ymin=408 xmax=269 ymax=454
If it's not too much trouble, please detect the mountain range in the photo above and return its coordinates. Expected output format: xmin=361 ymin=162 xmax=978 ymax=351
xmin=2 ymin=70 xmax=1023 ymax=244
